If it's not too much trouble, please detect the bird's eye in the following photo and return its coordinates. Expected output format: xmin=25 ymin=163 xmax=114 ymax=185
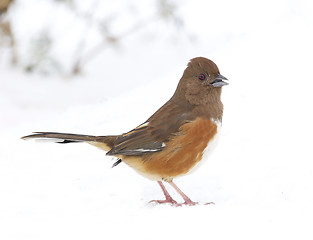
xmin=198 ymin=74 xmax=206 ymax=80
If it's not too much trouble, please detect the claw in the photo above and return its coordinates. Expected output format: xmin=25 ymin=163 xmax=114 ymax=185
xmin=149 ymin=198 xmax=178 ymax=206
xmin=149 ymin=199 xmax=199 ymax=207
xmin=152 ymin=180 xmax=210 ymax=207
xmin=182 ymin=200 xmax=198 ymax=206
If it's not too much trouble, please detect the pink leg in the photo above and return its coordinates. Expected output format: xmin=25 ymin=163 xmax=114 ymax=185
xmin=169 ymin=181 xmax=198 ymax=206
xmin=149 ymin=181 xmax=178 ymax=205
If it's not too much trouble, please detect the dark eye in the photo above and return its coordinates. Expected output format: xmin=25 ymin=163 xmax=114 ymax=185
xmin=198 ymin=74 xmax=206 ymax=80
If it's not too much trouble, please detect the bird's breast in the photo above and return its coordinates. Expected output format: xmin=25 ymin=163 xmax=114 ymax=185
xmin=187 ymin=119 xmax=221 ymax=175
xmin=121 ymin=118 xmax=221 ymax=181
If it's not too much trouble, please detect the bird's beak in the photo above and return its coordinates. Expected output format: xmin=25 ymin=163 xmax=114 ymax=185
xmin=211 ymin=74 xmax=228 ymax=88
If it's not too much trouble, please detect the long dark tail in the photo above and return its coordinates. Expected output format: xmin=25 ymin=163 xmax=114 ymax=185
xmin=21 ymin=132 xmax=118 ymax=150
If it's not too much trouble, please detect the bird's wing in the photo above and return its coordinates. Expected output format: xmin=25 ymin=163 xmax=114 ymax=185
xmin=107 ymin=101 xmax=193 ymax=156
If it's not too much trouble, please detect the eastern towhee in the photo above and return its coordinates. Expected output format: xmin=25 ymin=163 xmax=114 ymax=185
xmin=22 ymin=57 xmax=228 ymax=206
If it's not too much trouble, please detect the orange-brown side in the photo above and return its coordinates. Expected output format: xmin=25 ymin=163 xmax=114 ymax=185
xmin=121 ymin=118 xmax=218 ymax=181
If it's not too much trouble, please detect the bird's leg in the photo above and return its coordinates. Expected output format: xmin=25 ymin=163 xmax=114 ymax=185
xmin=149 ymin=181 xmax=178 ymax=205
xmin=169 ymin=181 xmax=198 ymax=206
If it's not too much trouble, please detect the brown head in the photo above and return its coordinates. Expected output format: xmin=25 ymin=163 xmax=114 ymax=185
xmin=173 ymin=57 xmax=228 ymax=106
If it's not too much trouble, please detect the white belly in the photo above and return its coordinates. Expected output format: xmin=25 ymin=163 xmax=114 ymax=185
xmin=187 ymin=120 xmax=222 ymax=175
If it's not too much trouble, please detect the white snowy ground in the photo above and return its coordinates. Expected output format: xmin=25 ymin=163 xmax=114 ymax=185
xmin=1 ymin=0 xmax=313 ymax=239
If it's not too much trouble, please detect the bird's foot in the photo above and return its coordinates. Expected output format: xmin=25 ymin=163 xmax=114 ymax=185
xmin=149 ymin=197 xmax=179 ymax=206
xmin=181 ymin=199 xmax=198 ymax=206
xmin=152 ymin=181 xmax=212 ymax=206
xmin=176 ymin=201 xmax=214 ymax=206
xmin=149 ymin=198 xmax=199 ymax=207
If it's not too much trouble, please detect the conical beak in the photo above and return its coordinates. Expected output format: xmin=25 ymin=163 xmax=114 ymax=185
xmin=211 ymin=74 xmax=228 ymax=88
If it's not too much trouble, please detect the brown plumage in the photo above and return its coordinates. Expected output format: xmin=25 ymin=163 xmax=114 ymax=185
xmin=22 ymin=57 xmax=228 ymax=206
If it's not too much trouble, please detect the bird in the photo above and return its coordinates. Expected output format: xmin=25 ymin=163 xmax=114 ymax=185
xmin=22 ymin=57 xmax=228 ymax=206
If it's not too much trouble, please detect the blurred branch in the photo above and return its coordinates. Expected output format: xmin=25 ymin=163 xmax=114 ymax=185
xmin=25 ymin=31 xmax=62 ymax=74
xmin=71 ymin=0 xmax=183 ymax=75
xmin=2 ymin=0 xmax=185 ymax=76
xmin=0 ymin=0 xmax=17 ymax=65
xmin=0 ymin=0 xmax=13 ymax=16
xmin=71 ymin=16 xmax=156 ymax=75
xmin=71 ymin=0 xmax=99 ymax=74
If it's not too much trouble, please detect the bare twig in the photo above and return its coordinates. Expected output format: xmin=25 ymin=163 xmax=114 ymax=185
xmin=71 ymin=0 xmax=99 ymax=74
xmin=71 ymin=0 xmax=183 ymax=75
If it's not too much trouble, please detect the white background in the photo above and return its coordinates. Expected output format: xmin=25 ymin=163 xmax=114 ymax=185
xmin=1 ymin=0 xmax=313 ymax=239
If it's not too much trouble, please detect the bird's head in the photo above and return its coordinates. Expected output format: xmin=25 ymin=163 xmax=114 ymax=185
xmin=174 ymin=57 xmax=228 ymax=106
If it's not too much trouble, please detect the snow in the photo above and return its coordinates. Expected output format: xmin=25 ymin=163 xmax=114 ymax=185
xmin=1 ymin=0 xmax=313 ymax=239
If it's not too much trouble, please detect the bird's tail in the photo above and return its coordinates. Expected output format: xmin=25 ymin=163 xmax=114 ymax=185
xmin=21 ymin=132 xmax=117 ymax=152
